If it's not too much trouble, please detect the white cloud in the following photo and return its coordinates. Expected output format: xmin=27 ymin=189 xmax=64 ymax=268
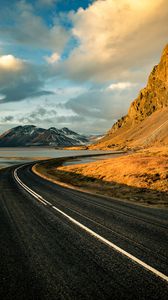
xmin=45 ymin=52 xmax=60 ymax=64
xmin=108 ymin=82 xmax=135 ymax=90
xmin=61 ymin=0 xmax=168 ymax=82
xmin=0 ymin=55 xmax=23 ymax=71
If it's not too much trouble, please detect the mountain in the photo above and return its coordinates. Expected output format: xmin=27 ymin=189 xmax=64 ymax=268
xmin=92 ymin=44 xmax=168 ymax=149
xmin=0 ymin=125 xmax=89 ymax=147
xmin=88 ymin=134 xmax=105 ymax=143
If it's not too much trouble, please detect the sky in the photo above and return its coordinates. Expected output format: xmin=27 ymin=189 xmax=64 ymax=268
xmin=0 ymin=0 xmax=167 ymax=134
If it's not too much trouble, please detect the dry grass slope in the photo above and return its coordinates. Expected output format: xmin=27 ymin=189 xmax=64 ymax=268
xmin=91 ymin=108 xmax=168 ymax=150
xmin=34 ymin=148 xmax=168 ymax=207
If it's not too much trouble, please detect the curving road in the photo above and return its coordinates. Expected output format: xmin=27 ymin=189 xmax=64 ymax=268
xmin=0 ymin=161 xmax=168 ymax=299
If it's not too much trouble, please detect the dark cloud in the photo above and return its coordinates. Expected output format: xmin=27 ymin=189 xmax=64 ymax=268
xmin=0 ymin=86 xmax=54 ymax=103
xmin=0 ymin=62 xmax=54 ymax=103
xmin=18 ymin=106 xmax=57 ymax=124
xmin=1 ymin=115 xmax=14 ymax=122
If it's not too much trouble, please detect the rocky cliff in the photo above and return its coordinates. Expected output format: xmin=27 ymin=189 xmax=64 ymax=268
xmin=92 ymin=44 xmax=168 ymax=149
xmin=110 ymin=44 xmax=168 ymax=134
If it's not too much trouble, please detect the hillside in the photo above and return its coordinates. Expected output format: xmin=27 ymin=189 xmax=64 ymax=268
xmin=0 ymin=125 xmax=88 ymax=147
xmin=92 ymin=44 xmax=168 ymax=149
xmin=92 ymin=108 xmax=168 ymax=149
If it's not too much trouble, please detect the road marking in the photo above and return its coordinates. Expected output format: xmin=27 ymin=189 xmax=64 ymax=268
xmin=14 ymin=165 xmax=168 ymax=283
xmin=14 ymin=166 xmax=51 ymax=206
xmin=52 ymin=206 xmax=168 ymax=282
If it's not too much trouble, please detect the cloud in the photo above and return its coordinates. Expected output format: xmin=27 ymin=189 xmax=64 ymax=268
xmin=1 ymin=0 xmax=167 ymax=134
xmin=59 ymin=85 xmax=141 ymax=133
xmin=0 ymin=70 xmax=141 ymax=133
xmin=1 ymin=115 xmax=14 ymax=122
xmin=108 ymin=82 xmax=135 ymax=90
xmin=0 ymin=82 xmax=141 ymax=133
xmin=0 ymin=55 xmax=54 ymax=103
xmin=66 ymin=86 xmax=138 ymax=121
xmin=18 ymin=106 xmax=57 ymax=123
xmin=45 ymin=52 xmax=60 ymax=64
xmin=0 ymin=95 xmax=5 ymax=101
xmin=0 ymin=55 xmax=23 ymax=71
xmin=59 ymin=0 xmax=168 ymax=82
xmin=0 ymin=106 xmax=57 ymax=125
xmin=0 ymin=0 xmax=69 ymax=53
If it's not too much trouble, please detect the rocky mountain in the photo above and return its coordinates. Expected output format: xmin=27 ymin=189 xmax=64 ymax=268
xmin=92 ymin=44 xmax=168 ymax=149
xmin=0 ymin=125 xmax=89 ymax=147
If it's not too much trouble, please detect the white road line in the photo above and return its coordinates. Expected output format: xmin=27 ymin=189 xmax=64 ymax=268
xmin=52 ymin=206 xmax=168 ymax=283
xmin=14 ymin=166 xmax=51 ymax=206
xmin=14 ymin=165 xmax=168 ymax=283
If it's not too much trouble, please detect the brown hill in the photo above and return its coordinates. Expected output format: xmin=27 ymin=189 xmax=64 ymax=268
xmin=92 ymin=44 xmax=168 ymax=149
xmin=92 ymin=108 xmax=168 ymax=149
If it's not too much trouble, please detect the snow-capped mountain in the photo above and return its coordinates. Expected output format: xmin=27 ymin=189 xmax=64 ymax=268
xmin=0 ymin=125 xmax=89 ymax=147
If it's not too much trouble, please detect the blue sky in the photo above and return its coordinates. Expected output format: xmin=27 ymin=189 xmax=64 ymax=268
xmin=0 ymin=0 xmax=167 ymax=134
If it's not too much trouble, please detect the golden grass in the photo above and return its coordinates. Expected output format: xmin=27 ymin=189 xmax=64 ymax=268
xmin=58 ymin=147 xmax=168 ymax=193
xmin=34 ymin=147 xmax=168 ymax=207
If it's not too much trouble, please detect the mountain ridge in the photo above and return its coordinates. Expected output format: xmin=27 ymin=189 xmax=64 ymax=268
xmin=92 ymin=44 xmax=168 ymax=149
xmin=0 ymin=125 xmax=89 ymax=147
xmin=111 ymin=44 xmax=168 ymax=133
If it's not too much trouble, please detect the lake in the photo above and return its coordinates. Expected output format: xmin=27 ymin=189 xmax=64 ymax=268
xmin=0 ymin=147 xmax=122 ymax=169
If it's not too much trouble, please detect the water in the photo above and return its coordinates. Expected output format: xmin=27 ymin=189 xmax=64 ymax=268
xmin=0 ymin=147 xmax=122 ymax=169
xmin=63 ymin=153 xmax=125 ymax=166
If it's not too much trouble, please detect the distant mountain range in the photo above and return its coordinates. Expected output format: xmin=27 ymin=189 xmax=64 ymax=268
xmin=0 ymin=125 xmax=89 ymax=147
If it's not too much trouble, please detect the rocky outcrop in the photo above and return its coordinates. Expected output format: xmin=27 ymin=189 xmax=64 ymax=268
xmin=109 ymin=44 xmax=168 ymax=134
xmin=90 ymin=44 xmax=168 ymax=149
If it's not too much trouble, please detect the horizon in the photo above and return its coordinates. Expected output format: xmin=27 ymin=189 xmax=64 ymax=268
xmin=0 ymin=0 xmax=168 ymax=134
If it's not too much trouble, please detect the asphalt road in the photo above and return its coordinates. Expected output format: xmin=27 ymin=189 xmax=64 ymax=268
xmin=0 ymin=162 xmax=168 ymax=299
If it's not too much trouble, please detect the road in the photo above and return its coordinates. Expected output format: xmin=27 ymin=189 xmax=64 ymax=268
xmin=0 ymin=161 xmax=168 ymax=299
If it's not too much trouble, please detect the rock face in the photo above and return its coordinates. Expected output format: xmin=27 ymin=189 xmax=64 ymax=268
xmin=110 ymin=44 xmax=168 ymax=134
xmin=92 ymin=44 xmax=168 ymax=149
xmin=0 ymin=125 xmax=88 ymax=147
